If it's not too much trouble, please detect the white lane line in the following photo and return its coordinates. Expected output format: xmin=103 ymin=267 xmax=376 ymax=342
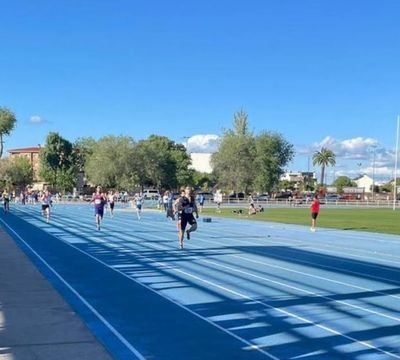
xmin=96 ymin=226 xmax=400 ymax=323
xmin=187 ymin=235 xmax=400 ymax=301
xmin=21 ymin=205 xmax=400 ymax=321
xmin=116 ymin=244 xmax=400 ymax=359
xmin=198 ymin=258 xmax=400 ymax=322
xmin=23 ymin=211 xmax=400 ymax=359
xmin=197 ymin=219 xmax=400 ymax=266
xmin=3 ymin=213 xmax=279 ymax=360
xmin=18 ymin=206 xmax=400 ymax=302
xmin=179 ymin=225 xmax=400 ymax=286
xmin=0 ymin=218 xmax=146 ymax=360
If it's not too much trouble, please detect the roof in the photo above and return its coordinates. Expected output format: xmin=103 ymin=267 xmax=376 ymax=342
xmin=8 ymin=146 xmax=41 ymax=154
xmin=353 ymin=174 xmax=372 ymax=181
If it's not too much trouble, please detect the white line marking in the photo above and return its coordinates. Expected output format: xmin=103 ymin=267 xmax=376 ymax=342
xmin=14 ymin=206 xmax=400 ymax=358
xmin=1 ymin=214 xmax=279 ymax=360
xmin=0 ymin=218 xmax=146 ymax=360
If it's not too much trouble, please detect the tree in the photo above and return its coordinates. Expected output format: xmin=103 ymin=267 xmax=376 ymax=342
xmin=332 ymin=176 xmax=356 ymax=193
xmin=380 ymin=178 xmax=400 ymax=194
xmin=211 ymin=111 xmax=255 ymax=193
xmin=253 ymin=132 xmax=294 ymax=193
xmin=0 ymin=107 xmax=17 ymax=158
xmin=39 ymin=132 xmax=77 ymax=192
xmin=192 ymin=171 xmax=217 ymax=191
xmin=0 ymin=157 xmax=33 ymax=189
xmin=211 ymin=111 xmax=294 ymax=194
xmin=73 ymin=137 xmax=96 ymax=173
xmin=312 ymin=147 xmax=336 ymax=186
xmin=84 ymin=136 xmax=137 ymax=189
xmin=279 ymin=180 xmax=296 ymax=192
xmin=135 ymin=135 xmax=192 ymax=190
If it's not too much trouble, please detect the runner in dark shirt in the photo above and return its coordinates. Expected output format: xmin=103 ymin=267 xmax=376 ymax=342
xmin=92 ymin=186 xmax=107 ymax=230
xmin=176 ymin=187 xmax=199 ymax=249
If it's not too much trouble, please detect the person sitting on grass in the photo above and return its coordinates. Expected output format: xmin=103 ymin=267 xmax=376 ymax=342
xmin=248 ymin=204 xmax=264 ymax=215
xmin=249 ymin=203 xmax=257 ymax=215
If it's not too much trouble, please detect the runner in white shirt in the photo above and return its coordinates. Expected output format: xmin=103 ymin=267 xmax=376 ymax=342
xmin=41 ymin=189 xmax=52 ymax=223
xmin=108 ymin=191 xmax=115 ymax=218
xmin=134 ymin=193 xmax=143 ymax=220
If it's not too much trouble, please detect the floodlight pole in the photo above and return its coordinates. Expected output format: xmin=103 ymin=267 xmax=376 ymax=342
xmin=393 ymin=116 xmax=400 ymax=210
xmin=371 ymin=144 xmax=377 ymax=201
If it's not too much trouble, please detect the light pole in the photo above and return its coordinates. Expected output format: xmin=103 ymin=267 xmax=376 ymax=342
xmin=357 ymin=162 xmax=362 ymax=176
xmin=394 ymin=116 xmax=400 ymax=210
xmin=182 ymin=136 xmax=190 ymax=153
xmin=370 ymin=145 xmax=377 ymax=201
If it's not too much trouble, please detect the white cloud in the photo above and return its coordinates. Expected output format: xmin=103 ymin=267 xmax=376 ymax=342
xmin=298 ymin=136 xmax=397 ymax=182
xmin=186 ymin=134 xmax=220 ymax=153
xmin=312 ymin=136 xmax=379 ymax=160
xmin=29 ymin=115 xmax=46 ymax=125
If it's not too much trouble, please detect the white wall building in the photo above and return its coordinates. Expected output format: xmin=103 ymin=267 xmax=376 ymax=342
xmin=190 ymin=153 xmax=213 ymax=173
xmin=353 ymin=174 xmax=373 ymax=193
xmin=280 ymin=171 xmax=317 ymax=182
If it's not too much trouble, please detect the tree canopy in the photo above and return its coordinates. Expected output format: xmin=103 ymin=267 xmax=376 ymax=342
xmin=0 ymin=107 xmax=17 ymax=158
xmin=0 ymin=157 xmax=33 ymax=189
xmin=312 ymin=147 xmax=336 ymax=186
xmin=39 ymin=132 xmax=77 ymax=192
xmin=84 ymin=135 xmax=137 ymax=189
xmin=332 ymin=176 xmax=356 ymax=193
xmin=211 ymin=111 xmax=294 ymax=193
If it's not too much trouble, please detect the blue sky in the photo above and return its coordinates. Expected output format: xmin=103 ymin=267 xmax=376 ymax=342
xmin=1 ymin=1 xmax=400 ymax=183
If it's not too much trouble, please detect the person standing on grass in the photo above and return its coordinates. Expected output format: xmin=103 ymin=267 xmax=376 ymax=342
xmin=214 ymin=189 xmax=222 ymax=213
xmin=197 ymin=193 xmax=205 ymax=213
xmin=92 ymin=186 xmax=107 ymax=230
xmin=310 ymin=194 xmax=320 ymax=232
xmin=176 ymin=187 xmax=199 ymax=249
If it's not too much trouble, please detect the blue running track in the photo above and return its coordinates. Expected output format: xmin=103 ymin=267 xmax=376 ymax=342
xmin=1 ymin=204 xmax=400 ymax=359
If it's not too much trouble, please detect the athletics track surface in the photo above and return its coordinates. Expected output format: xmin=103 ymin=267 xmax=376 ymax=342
xmin=1 ymin=204 xmax=399 ymax=360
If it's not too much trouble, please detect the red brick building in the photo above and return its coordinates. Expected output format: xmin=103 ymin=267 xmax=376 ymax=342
xmin=8 ymin=146 xmax=45 ymax=188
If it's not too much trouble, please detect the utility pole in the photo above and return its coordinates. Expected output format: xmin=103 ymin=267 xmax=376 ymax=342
xmin=370 ymin=145 xmax=377 ymax=201
xmin=394 ymin=116 xmax=400 ymax=210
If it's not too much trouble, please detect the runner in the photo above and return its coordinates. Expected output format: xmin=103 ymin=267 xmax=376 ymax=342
xmin=310 ymin=194 xmax=320 ymax=232
xmin=91 ymin=186 xmax=106 ymax=230
xmin=108 ymin=191 xmax=115 ymax=218
xmin=162 ymin=191 xmax=169 ymax=212
xmin=166 ymin=191 xmax=175 ymax=220
xmin=2 ymin=189 xmax=10 ymax=213
xmin=176 ymin=186 xmax=199 ymax=249
xmin=41 ymin=189 xmax=52 ymax=223
xmin=214 ymin=189 xmax=223 ymax=212
xmin=174 ymin=188 xmax=185 ymax=224
xmin=134 ymin=193 xmax=143 ymax=220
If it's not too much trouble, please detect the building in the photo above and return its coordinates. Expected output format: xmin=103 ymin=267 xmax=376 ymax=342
xmin=8 ymin=146 xmax=45 ymax=189
xmin=353 ymin=174 xmax=373 ymax=193
xmin=280 ymin=171 xmax=317 ymax=190
xmin=190 ymin=153 xmax=213 ymax=173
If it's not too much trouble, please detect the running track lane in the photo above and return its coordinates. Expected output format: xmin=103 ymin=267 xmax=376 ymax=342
xmin=0 ymin=211 xmax=270 ymax=360
xmin=2 ymin=205 xmax=400 ymax=359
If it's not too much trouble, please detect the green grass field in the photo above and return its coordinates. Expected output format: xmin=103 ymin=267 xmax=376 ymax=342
xmin=201 ymin=207 xmax=400 ymax=235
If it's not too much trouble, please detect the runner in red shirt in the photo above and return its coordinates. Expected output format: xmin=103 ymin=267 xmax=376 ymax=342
xmin=310 ymin=194 xmax=320 ymax=232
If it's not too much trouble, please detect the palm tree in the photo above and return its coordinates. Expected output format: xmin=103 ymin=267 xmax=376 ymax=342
xmin=312 ymin=147 xmax=336 ymax=186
